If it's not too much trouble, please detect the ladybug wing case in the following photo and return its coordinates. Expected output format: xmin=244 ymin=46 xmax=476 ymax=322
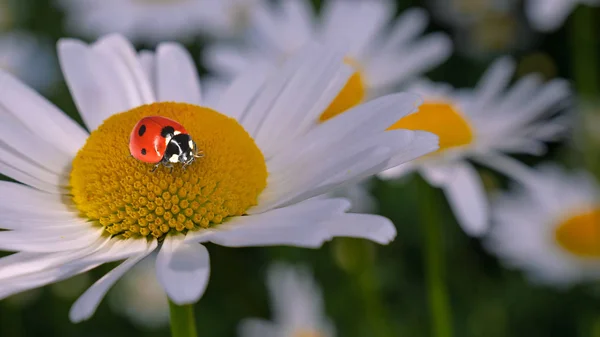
xmin=129 ymin=117 xmax=168 ymax=164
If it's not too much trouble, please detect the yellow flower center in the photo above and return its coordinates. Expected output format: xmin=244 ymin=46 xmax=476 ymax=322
xmin=294 ymin=330 xmax=325 ymax=337
xmin=70 ymin=102 xmax=267 ymax=239
xmin=555 ymin=208 xmax=600 ymax=258
xmin=319 ymin=58 xmax=366 ymax=122
xmin=387 ymin=102 xmax=474 ymax=152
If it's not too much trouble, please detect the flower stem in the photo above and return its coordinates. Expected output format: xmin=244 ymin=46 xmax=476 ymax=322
xmin=168 ymin=299 xmax=197 ymax=337
xmin=418 ymin=178 xmax=453 ymax=337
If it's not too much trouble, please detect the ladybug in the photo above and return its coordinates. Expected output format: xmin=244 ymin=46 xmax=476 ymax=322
xmin=129 ymin=116 xmax=202 ymax=172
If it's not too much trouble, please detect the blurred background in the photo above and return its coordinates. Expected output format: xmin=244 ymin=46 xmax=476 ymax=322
xmin=1 ymin=0 xmax=600 ymax=336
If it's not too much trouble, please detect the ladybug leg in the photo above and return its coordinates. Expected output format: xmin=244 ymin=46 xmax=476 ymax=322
xmin=163 ymin=162 xmax=174 ymax=174
xmin=150 ymin=163 xmax=160 ymax=173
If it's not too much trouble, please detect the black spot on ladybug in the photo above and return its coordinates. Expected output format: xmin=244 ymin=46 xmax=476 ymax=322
xmin=161 ymin=126 xmax=175 ymax=138
xmin=141 ymin=148 xmax=147 ymax=155
xmin=138 ymin=124 xmax=146 ymax=137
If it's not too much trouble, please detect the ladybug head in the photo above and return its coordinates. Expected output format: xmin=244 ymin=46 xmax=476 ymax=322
xmin=165 ymin=134 xmax=201 ymax=166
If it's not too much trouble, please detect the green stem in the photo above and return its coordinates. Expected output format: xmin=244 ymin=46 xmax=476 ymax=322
xmin=168 ymin=300 xmax=197 ymax=337
xmin=570 ymin=5 xmax=599 ymax=99
xmin=419 ymin=178 xmax=453 ymax=337
xmin=570 ymin=5 xmax=600 ymax=177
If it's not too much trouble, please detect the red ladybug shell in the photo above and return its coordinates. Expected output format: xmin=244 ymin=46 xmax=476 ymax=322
xmin=129 ymin=116 xmax=189 ymax=164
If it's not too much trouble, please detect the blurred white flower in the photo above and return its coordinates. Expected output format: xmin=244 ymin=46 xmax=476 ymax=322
xmin=525 ymin=0 xmax=600 ymax=32
xmin=379 ymin=57 xmax=572 ymax=236
xmin=109 ymin=254 xmax=169 ymax=329
xmin=429 ymin=0 xmax=531 ymax=60
xmin=239 ymin=263 xmax=335 ymax=337
xmin=325 ymin=180 xmax=378 ymax=214
xmin=0 ymin=31 xmax=59 ymax=93
xmin=56 ymin=0 xmax=260 ymax=44
xmin=485 ymin=165 xmax=600 ymax=286
xmin=204 ymin=0 xmax=452 ymax=99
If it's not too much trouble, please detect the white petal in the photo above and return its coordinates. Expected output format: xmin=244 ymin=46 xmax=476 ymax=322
xmin=92 ymin=34 xmax=155 ymax=104
xmin=472 ymin=152 xmax=539 ymax=186
xmin=253 ymin=48 xmax=354 ymax=157
xmin=138 ymin=50 xmax=156 ymax=94
xmin=214 ymin=65 xmax=268 ymax=120
xmin=470 ymin=57 xmax=515 ymax=113
xmin=366 ymin=33 xmax=452 ymax=91
xmin=324 ymin=213 xmax=396 ymax=244
xmin=525 ymin=0 xmax=577 ymax=32
xmin=439 ymin=163 xmax=489 ymax=236
xmin=69 ymin=247 xmax=154 ymax=323
xmin=0 ymin=146 xmax=64 ymax=187
xmin=156 ymin=42 xmax=202 ymax=104
xmin=0 ymin=114 xmax=72 ymax=174
xmin=0 ymin=227 xmax=103 ymax=253
xmin=0 ymin=161 xmax=65 ymax=194
xmin=156 ymin=235 xmax=210 ymax=305
xmin=0 ymin=236 xmax=110 ymax=280
xmin=0 ymin=70 xmax=88 ymax=155
xmin=58 ymin=35 xmax=154 ymax=131
xmin=188 ymin=198 xmax=350 ymax=248
xmin=0 ymin=181 xmax=73 ymax=213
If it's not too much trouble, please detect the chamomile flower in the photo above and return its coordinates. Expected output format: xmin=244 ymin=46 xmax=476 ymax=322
xmin=0 ymin=34 xmax=438 ymax=322
xmin=379 ymin=57 xmax=571 ymax=236
xmin=486 ymin=165 xmax=600 ymax=286
xmin=525 ymin=0 xmax=600 ymax=32
xmin=56 ymin=0 xmax=259 ymax=44
xmin=239 ymin=263 xmax=335 ymax=337
xmin=203 ymin=0 xmax=452 ymax=103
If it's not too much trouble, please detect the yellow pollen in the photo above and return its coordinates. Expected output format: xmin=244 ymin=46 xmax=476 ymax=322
xmin=319 ymin=57 xmax=366 ymax=122
xmin=387 ymin=102 xmax=474 ymax=152
xmin=555 ymin=208 xmax=600 ymax=258
xmin=70 ymin=102 xmax=267 ymax=240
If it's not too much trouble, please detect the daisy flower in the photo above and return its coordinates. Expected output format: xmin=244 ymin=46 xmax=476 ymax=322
xmin=56 ymin=0 xmax=259 ymax=44
xmin=485 ymin=165 xmax=600 ymax=286
xmin=203 ymin=0 xmax=452 ymax=106
xmin=525 ymin=0 xmax=599 ymax=32
xmin=0 ymin=31 xmax=59 ymax=93
xmin=379 ymin=57 xmax=571 ymax=236
xmin=0 ymin=34 xmax=438 ymax=322
xmin=239 ymin=263 xmax=335 ymax=337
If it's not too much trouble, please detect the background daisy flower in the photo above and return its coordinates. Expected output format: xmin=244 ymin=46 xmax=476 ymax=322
xmin=525 ymin=0 xmax=600 ymax=32
xmin=0 ymin=34 xmax=438 ymax=323
xmin=379 ymin=57 xmax=572 ymax=236
xmin=485 ymin=165 xmax=600 ymax=286
xmin=203 ymin=0 xmax=452 ymax=100
xmin=109 ymin=254 xmax=169 ymax=329
xmin=239 ymin=263 xmax=335 ymax=337
xmin=56 ymin=0 xmax=259 ymax=44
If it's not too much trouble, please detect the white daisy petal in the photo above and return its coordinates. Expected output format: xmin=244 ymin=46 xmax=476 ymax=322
xmin=138 ymin=50 xmax=156 ymax=93
xmin=92 ymin=34 xmax=155 ymax=104
xmin=0 ymin=181 xmax=73 ymax=214
xmin=470 ymin=57 xmax=515 ymax=113
xmin=525 ymin=0 xmax=578 ymax=32
xmin=439 ymin=163 xmax=489 ymax=237
xmin=0 ymin=227 xmax=103 ymax=253
xmin=0 ymin=161 xmax=64 ymax=194
xmin=0 ymin=146 xmax=64 ymax=187
xmin=156 ymin=43 xmax=202 ymax=104
xmin=69 ymin=248 xmax=154 ymax=323
xmin=214 ymin=65 xmax=268 ymax=120
xmin=156 ymin=235 xmax=210 ymax=305
xmin=0 ymin=236 xmax=110 ymax=280
xmin=324 ymin=213 xmax=396 ymax=244
xmin=0 ymin=71 xmax=88 ymax=155
xmin=188 ymin=199 xmax=350 ymax=248
xmin=0 ymin=114 xmax=72 ymax=174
